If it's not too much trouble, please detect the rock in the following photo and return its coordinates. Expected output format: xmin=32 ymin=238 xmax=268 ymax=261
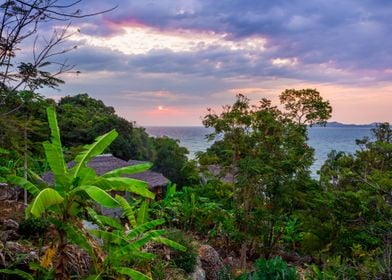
xmin=198 ymin=245 xmax=225 ymax=280
xmin=5 ymin=241 xmax=25 ymax=253
xmin=0 ymin=187 xmax=14 ymax=201
xmin=0 ymin=229 xmax=19 ymax=242
xmin=3 ymin=219 xmax=19 ymax=230
xmin=192 ymin=256 xmax=206 ymax=280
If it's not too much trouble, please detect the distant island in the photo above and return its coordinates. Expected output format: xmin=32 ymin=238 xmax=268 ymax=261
xmin=318 ymin=121 xmax=378 ymax=128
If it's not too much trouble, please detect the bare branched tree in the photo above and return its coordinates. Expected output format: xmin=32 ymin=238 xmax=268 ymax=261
xmin=0 ymin=0 xmax=115 ymax=113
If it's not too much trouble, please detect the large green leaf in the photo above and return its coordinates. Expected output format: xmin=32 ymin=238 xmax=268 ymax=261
xmin=45 ymin=107 xmax=68 ymax=187
xmin=115 ymin=267 xmax=151 ymax=280
xmin=102 ymin=162 xmax=152 ymax=178
xmin=96 ymin=214 xmax=123 ymax=230
xmin=47 ymin=106 xmax=62 ymax=148
xmin=126 ymin=219 xmax=165 ymax=239
xmin=30 ymin=188 xmax=64 ymax=217
xmin=115 ymin=230 xmax=166 ymax=259
xmin=73 ymin=130 xmax=118 ymax=179
xmin=152 ymin=237 xmax=186 ymax=252
xmin=137 ymin=200 xmax=149 ymax=225
xmin=130 ymin=229 xmax=167 ymax=248
xmin=90 ymin=230 xmax=125 ymax=245
xmin=43 ymin=142 xmax=68 ymax=188
xmin=96 ymin=177 xmax=155 ymax=199
xmin=73 ymin=185 xmax=119 ymax=208
xmin=74 ymin=166 xmax=97 ymax=186
xmin=7 ymin=175 xmax=40 ymax=196
xmin=115 ymin=195 xmax=137 ymax=228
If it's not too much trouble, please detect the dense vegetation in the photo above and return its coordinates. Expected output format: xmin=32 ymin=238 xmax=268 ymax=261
xmin=1 ymin=89 xmax=390 ymax=279
xmin=0 ymin=1 xmax=390 ymax=278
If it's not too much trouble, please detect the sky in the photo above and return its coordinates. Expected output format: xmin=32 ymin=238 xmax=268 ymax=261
xmin=39 ymin=0 xmax=392 ymax=126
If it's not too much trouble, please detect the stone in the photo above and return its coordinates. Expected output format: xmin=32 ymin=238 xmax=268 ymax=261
xmin=198 ymin=245 xmax=225 ymax=280
xmin=3 ymin=219 xmax=19 ymax=230
xmin=0 ymin=229 xmax=19 ymax=242
xmin=191 ymin=256 xmax=206 ymax=280
xmin=0 ymin=187 xmax=14 ymax=201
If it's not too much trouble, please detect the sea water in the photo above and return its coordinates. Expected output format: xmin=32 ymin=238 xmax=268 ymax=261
xmin=146 ymin=126 xmax=373 ymax=177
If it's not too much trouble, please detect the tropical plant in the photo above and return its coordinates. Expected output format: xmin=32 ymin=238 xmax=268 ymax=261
xmin=6 ymin=106 xmax=156 ymax=278
xmin=88 ymin=195 xmax=186 ymax=279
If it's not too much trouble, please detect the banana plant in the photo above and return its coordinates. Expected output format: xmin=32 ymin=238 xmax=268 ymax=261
xmin=6 ymin=106 xmax=156 ymax=278
xmin=87 ymin=196 xmax=186 ymax=280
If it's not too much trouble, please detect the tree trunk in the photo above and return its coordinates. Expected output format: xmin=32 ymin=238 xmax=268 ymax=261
xmin=240 ymin=241 xmax=248 ymax=269
xmin=23 ymin=126 xmax=27 ymax=204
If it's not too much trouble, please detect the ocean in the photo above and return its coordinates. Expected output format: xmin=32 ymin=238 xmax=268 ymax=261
xmin=146 ymin=126 xmax=373 ymax=177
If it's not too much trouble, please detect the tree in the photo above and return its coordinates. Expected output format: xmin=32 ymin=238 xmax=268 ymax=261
xmin=280 ymin=88 xmax=332 ymax=126
xmin=201 ymin=90 xmax=331 ymax=266
xmin=311 ymin=123 xmax=392 ymax=278
xmin=0 ymin=0 xmax=114 ymax=113
xmin=151 ymin=136 xmax=198 ymax=187
xmin=0 ymin=91 xmax=50 ymax=203
xmin=57 ymin=93 xmax=155 ymax=161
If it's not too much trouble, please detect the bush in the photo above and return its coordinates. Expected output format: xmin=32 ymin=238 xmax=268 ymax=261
xmin=18 ymin=217 xmax=49 ymax=239
xmin=168 ymin=230 xmax=198 ymax=274
xmin=240 ymin=256 xmax=298 ymax=280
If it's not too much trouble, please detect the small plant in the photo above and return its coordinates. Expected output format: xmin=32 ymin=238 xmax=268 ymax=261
xmin=240 ymin=256 xmax=298 ymax=280
xmin=151 ymin=259 xmax=166 ymax=280
xmin=168 ymin=230 xmax=198 ymax=274
xmin=217 ymin=265 xmax=234 ymax=280
xmin=18 ymin=217 xmax=49 ymax=239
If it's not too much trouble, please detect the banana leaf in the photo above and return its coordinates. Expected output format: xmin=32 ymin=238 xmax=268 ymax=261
xmin=30 ymin=188 xmax=64 ymax=217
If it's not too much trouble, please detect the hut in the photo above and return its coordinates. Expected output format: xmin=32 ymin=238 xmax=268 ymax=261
xmin=42 ymin=154 xmax=169 ymax=199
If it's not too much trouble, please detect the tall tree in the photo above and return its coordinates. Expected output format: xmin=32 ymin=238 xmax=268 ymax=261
xmin=280 ymin=88 xmax=332 ymax=126
xmin=201 ymin=90 xmax=331 ymax=266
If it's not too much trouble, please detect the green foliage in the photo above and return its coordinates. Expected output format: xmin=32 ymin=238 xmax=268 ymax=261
xmin=201 ymin=91 xmax=330 ymax=262
xmin=57 ymin=93 xmax=154 ymax=161
xmin=167 ymin=230 xmax=198 ymax=274
xmin=6 ymin=106 xmax=158 ymax=278
xmin=282 ymin=217 xmax=303 ymax=250
xmin=151 ymin=136 xmax=198 ymax=187
xmin=162 ymin=186 xmax=229 ymax=234
xmin=18 ymin=217 xmax=50 ymax=239
xmin=299 ymin=122 xmax=392 ymax=279
xmin=279 ymin=88 xmax=332 ymax=126
xmin=240 ymin=257 xmax=298 ymax=280
xmin=89 ymin=195 xmax=185 ymax=279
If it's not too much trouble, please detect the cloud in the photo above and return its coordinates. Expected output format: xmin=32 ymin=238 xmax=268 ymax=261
xmin=37 ymin=0 xmax=392 ymax=125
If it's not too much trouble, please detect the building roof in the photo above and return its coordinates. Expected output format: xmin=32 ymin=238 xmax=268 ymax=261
xmin=42 ymin=155 xmax=168 ymax=189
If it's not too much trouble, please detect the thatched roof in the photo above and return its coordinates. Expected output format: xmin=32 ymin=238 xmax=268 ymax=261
xmin=204 ymin=164 xmax=236 ymax=183
xmin=42 ymin=155 xmax=168 ymax=189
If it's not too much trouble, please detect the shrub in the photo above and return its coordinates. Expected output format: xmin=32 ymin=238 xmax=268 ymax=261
xmin=18 ymin=217 xmax=49 ymax=239
xmin=240 ymin=256 xmax=298 ymax=280
xmin=168 ymin=230 xmax=198 ymax=274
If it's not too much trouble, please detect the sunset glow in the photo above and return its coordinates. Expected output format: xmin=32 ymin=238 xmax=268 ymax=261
xmin=70 ymin=25 xmax=266 ymax=55
xmin=43 ymin=0 xmax=392 ymax=126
